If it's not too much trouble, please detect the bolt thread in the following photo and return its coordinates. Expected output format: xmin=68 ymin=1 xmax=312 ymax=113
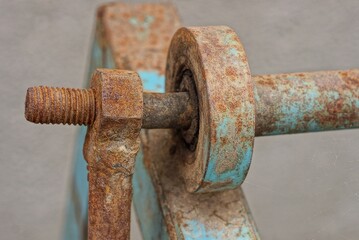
xmin=25 ymin=86 xmax=96 ymax=125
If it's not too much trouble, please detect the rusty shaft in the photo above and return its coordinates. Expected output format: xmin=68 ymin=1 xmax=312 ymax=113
xmin=25 ymin=86 xmax=193 ymax=129
xmin=143 ymin=92 xmax=193 ymax=128
xmin=254 ymin=69 xmax=359 ymax=136
xmin=25 ymin=69 xmax=359 ymax=134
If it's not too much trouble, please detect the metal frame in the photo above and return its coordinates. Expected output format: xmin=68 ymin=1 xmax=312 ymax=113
xmin=56 ymin=2 xmax=359 ymax=239
xmin=64 ymin=2 xmax=260 ymax=239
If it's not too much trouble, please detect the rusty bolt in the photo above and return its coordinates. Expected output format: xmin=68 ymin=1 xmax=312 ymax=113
xmin=25 ymin=84 xmax=195 ymax=129
xmin=25 ymin=86 xmax=96 ymax=125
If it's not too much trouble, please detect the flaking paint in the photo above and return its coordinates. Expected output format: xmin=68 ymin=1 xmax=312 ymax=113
xmin=133 ymin=149 xmax=170 ymax=240
xmin=63 ymin=127 xmax=89 ymax=240
xmin=203 ymin=116 xmax=253 ymax=189
xmin=182 ymin=220 xmax=253 ymax=240
xmin=138 ymin=71 xmax=165 ymax=93
xmin=254 ymin=70 xmax=359 ymax=136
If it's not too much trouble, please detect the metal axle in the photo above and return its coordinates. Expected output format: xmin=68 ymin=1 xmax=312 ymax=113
xmin=25 ymin=69 xmax=359 ymax=135
xmin=25 ymin=87 xmax=194 ymax=129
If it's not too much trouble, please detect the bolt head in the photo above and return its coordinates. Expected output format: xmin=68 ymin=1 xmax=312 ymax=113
xmin=84 ymin=69 xmax=143 ymax=172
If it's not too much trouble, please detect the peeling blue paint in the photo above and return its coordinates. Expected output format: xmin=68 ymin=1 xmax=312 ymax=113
xmin=223 ymin=32 xmax=238 ymax=46
xmin=229 ymin=47 xmax=239 ymax=57
xmin=86 ymin=38 xmax=103 ymax=82
xmin=201 ymin=113 xmax=254 ymax=191
xmin=266 ymin=77 xmax=326 ymax=135
xmin=138 ymin=71 xmax=165 ymax=93
xmin=129 ymin=15 xmax=155 ymax=40
xmin=129 ymin=17 xmax=138 ymax=26
xmin=105 ymin=46 xmax=116 ymax=69
xmin=355 ymin=99 xmax=359 ymax=108
xmin=186 ymin=27 xmax=256 ymax=192
xmin=63 ymin=127 xmax=88 ymax=240
xmin=181 ymin=220 xmax=253 ymax=240
xmin=133 ymin=149 xmax=169 ymax=240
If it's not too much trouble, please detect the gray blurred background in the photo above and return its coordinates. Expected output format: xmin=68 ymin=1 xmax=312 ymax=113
xmin=1 ymin=0 xmax=358 ymax=239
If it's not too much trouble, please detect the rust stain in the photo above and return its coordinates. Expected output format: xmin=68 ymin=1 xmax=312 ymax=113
xmin=254 ymin=69 xmax=359 ymax=136
xmin=25 ymin=87 xmax=95 ymax=126
xmin=97 ymin=3 xmax=181 ymax=75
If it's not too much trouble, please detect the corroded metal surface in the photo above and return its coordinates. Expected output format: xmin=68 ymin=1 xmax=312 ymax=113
xmin=27 ymin=3 xmax=260 ymax=240
xmin=83 ymin=69 xmax=143 ymax=240
xmin=26 ymin=9 xmax=359 ymax=238
xmin=25 ymin=86 xmax=195 ymax=130
xmin=139 ymin=129 xmax=260 ymax=239
xmin=25 ymin=86 xmax=95 ymax=125
xmin=254 ymin=69 xmax=359 ymax=136
xmin=166 ymin=26 xmax=255 ymax=193
xmin=97 ymin=2 xmax=181 ymax=75
xmin=143 ymin=92 xmax=194 ymax=129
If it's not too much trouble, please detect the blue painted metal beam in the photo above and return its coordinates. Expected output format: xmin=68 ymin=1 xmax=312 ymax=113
xmin=254 ymin=70 xmax=359 ymax=136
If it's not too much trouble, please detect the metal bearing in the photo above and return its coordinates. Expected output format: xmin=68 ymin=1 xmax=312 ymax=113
xmin=166 ymin=26 xmax=255 ymax=192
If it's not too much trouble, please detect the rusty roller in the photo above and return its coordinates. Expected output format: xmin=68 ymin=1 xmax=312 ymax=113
xmin=165 ymin=26 xmax=359 ymax=193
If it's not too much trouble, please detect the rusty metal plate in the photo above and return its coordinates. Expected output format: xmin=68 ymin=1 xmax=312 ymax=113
xmin=97 ymin=2 xmax=181 ymax=75
xmin=166 ymin=26 xmax=255 ymax=192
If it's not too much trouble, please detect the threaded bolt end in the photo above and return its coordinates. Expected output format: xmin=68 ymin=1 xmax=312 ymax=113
xmin=25 ymin=86 xmax=96 ymax=125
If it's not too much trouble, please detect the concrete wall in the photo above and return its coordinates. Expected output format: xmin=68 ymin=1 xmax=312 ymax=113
xmin=1 ymin=0 xmax=358 ymax=239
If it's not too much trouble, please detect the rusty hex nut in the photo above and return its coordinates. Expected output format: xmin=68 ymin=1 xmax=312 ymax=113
xmin=83 ymin=69 xmax=143 ymax=173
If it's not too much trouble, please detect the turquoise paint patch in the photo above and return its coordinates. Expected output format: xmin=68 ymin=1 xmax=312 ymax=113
xmin=238 ymin=226 xmax=253 ymax=240
xmin=129 ymin=17 xmax=139 ymax=26
xmin=133 ymin=149 xmax=170 ymax=240
xmin=229 ymin=47 xmax=239 ymax=57
xmin=143 ymin=16 xmax=154 ymax=28
xmin=86 ymin=38 xmax=103 ymax=83
xmin=217 ymin=117 xmax=230 ymax=136
xmin=326 ymin=91 xmax=340 ymax=101
xmin=181 ymin=220 xmax=253 ymax=240
xmin=129 ymin=15 xmax=154 ymax=28
xmin=236 ymin=147 xmax=253 ymax=184
xmin=105 ymin=46 xmax=116 ymax=69
xmin=267 ymin=77 xmax=326 ymax=135
xmin=74 ymin=127 xmax=89 ymax=218
xmin=202 ymin=115 xmax=253 ymax=191
xmin=355 ymin=99 xmax=359 ymax=108
xmin=64 ymin=196 xmax=80 ymax=240
xmin=308 ymin=120 xmax=320 ymax=131
xmin=138 ymin=71 xmax=165 ymax=93
xmin=223 ymin=32 xmax=238 ymax=46
xmin=129 ymin=15 xmax=155 ymax=40
xmin=63 ymin=127 xmax=89 ymax=240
